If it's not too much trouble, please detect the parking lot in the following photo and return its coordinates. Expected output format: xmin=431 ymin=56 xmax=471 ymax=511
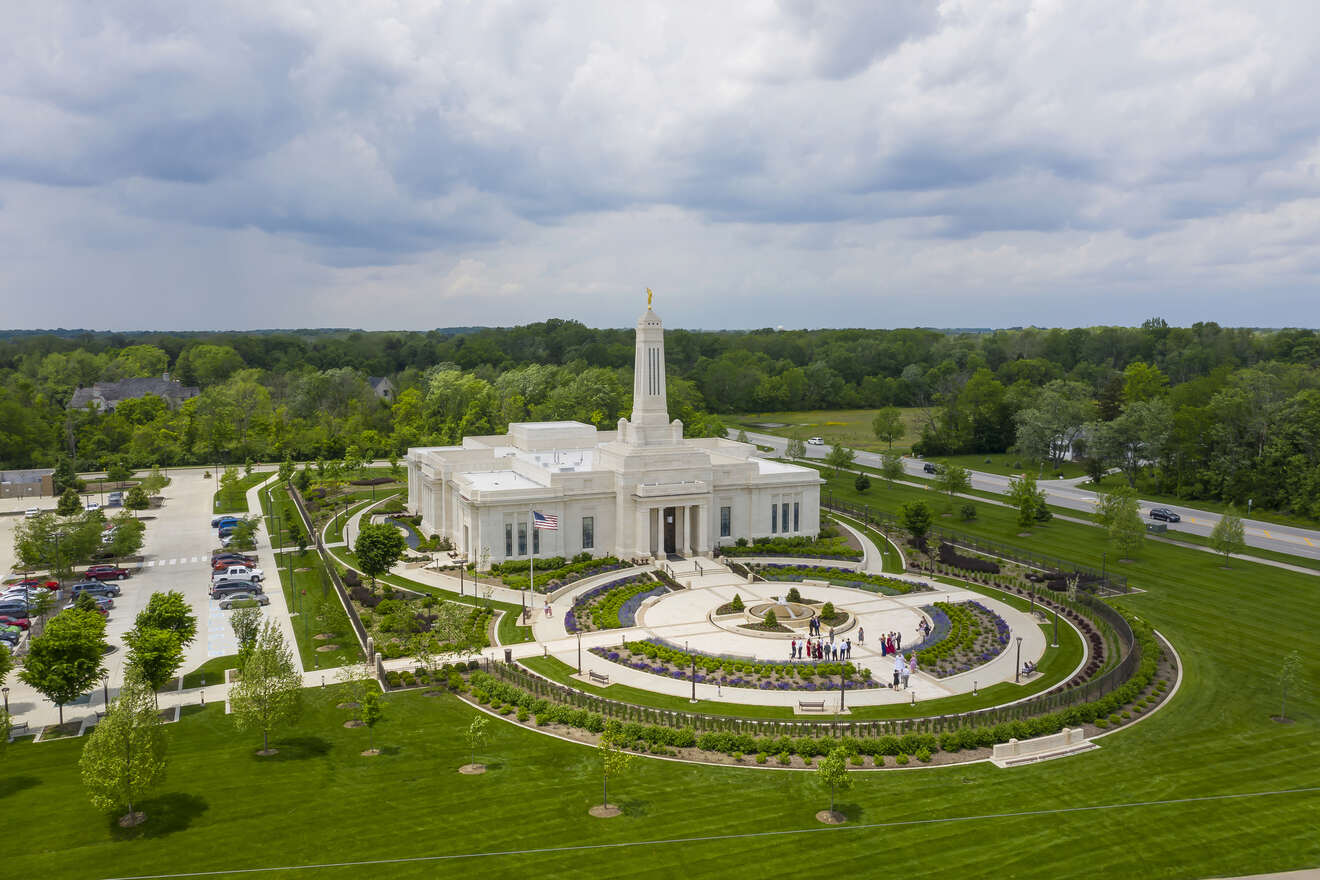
xmin=1 ymin=467 xmax=283 ymax=724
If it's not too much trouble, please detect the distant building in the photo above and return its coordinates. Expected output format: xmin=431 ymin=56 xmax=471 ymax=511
xmin=0 ymin=468 xmax=54 ymax=498
xmin=368 ymin=376 xmax=396 ymax=401
xmin=69 ymin=374 xmax=200 ymax=412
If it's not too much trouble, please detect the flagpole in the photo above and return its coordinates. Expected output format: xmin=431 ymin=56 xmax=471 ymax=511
xmin=525 ymin=508 xmax=532 ymax=623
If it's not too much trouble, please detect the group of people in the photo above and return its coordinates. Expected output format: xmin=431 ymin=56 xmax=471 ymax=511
xmin=892 ymin=652 xmax=918 ymax=689
xmin=790 ymin=637 xmax=852 ymax=662
xmin=878 ymin=631 xmax=904 ymax=656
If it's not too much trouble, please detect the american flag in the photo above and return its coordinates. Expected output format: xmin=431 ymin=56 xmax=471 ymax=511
xmin=532 ymin=511 xmax=559 ymax=530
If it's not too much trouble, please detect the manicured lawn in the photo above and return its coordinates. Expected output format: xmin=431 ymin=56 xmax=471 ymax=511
xmin=180 ymin=654 xmax=238 ymax=690
xmin=933 ymin=452 xmax=1089 ymax=480
xmin=1091 ymin=473 xmax=1320 ymax=529
xmin=730 ymin=408 xmax=924 ymax=453
xmin=211 ymin=470 xmax=273 ymax=514
xmin=272 ymin=548 xmax=363 ymax=669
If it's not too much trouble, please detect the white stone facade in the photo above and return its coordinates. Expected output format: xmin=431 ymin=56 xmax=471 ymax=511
xmin=407 ymin=304 xmax=822 ymax=566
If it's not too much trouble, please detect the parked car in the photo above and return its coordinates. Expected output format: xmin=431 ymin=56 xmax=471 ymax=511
xmin=0 ymin=600 xmax=35 ymax=617
xmin=1 ymin=586 xmax=47 ymax=603
xmin=212 ymin=581 xmax=264 ymax=600
xmin=71 ymin=580 xmax=122 ymax=598
xmin=212 ymin=550 xmax=257 ymax=564
xmin=923 ymin=462 xmax=940 ymax=474
xmin=24 ymin=507 xmax=39 ymax=518
xmin=107 ymin=491 xmax=123 ymax=506
xmin=213 ymin=565 xmax=263 ymax=584
xmin=84 ymin=500 xmax=101 ymax=512
xmin=1148 ymin=508 xmax=1181 ymax=523
xmin=211 ymin=515 xmax=241 ymax=529
xmin=219 ymin=592 xmax=270 ymax=609
xmin=0 ymin=630 xmax=19 ymax=646
xmin=84 ymin=564 xmax=130 ymax=581
xmin=10 ymin=578 xmax=59 ymax=591
xmin=807 ymin=437 xmax=825 ymax=445
xmin=64 ymin=599 xmax=110 ymax=616
xmin=0 ymin=615 xmax=31 ymax=630
xmin=101 ymin=528 xmax=118 ymax=545
xmin=218 ymin=524 xmax=238 ymax=539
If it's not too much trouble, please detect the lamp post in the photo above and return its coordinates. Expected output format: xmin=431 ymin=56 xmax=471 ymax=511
xmin=685 ymin=641 xmax=696 ymax=703
xmin=1051 ymin=608 xmax=1059 ymax=648
xmin=2 ymin=686 xmax=9 ymax=714
xmin=1015 ymin=636 xmax=1023 ymax=683
xmin=102 ymin=672 xmax=109 ymax=708
xmin=576 ymin=631 xmax=582 ymax=675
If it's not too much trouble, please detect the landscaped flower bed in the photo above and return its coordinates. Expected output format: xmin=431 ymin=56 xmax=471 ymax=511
xmin=721 ymin=524 xmax=862 ymax=560
xmin=590 ymin=639 xmax=877 ymax=690
xmin=564 ymin=574 xmax=665 ymax=633
xmin=491 ymin=554 xmax=632 ymax=592
xmin=917 ymin=601 xmax=1010 ymax=678
xmin=753 ymin=563 xmax=932 ymax=596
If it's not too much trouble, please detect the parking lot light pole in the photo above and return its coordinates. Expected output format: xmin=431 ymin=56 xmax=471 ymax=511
xmin=1015 ymin=636 xmax=1023 ymax=683
xmin=3 ymin=686 xmax=9 ymax=714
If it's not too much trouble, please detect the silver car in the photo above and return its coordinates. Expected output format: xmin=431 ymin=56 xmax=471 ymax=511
xmin=218 ymin=592 xmax=270 ymax=610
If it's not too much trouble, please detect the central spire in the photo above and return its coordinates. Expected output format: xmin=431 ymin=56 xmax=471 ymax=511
xmin=626 ymin=291 xmax=673 ymax=445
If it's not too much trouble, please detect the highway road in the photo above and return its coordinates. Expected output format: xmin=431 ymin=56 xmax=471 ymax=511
xmin=733 ymin=430 xmax=1320 ymax=562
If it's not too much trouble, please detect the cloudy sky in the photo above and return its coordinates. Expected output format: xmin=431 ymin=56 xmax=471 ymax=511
xmin=2 ymin=1 xmax=1318 ymax=331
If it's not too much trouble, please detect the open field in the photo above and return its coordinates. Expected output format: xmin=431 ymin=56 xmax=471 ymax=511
xmin=729 ymin=408 xmax=925 ymax=453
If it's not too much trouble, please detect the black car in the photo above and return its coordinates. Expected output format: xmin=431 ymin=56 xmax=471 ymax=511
xmin=1148 ymin=508 xmax=1181 ymax=523
xmin=212 ymin=581 xmax=264 ymax=600
xmin=923 ymin=462 xmax=940 ymax=474
xmin=71 ymin=580 xmax=122 ymax=598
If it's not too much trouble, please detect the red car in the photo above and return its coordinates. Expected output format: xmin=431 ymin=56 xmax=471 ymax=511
xmin=9 ymin=578 xmax=58 ymax=591
xmin=0 ymin=615 xmax=30 ymax=630
xmin=83 ymin=564 xmax=130 ymax=581
xmin=212 ymin=556 xmax=257 ymax=571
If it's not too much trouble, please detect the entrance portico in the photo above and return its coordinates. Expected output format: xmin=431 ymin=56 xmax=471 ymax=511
xmin=635 ymin=500 xmax=709 ymax=558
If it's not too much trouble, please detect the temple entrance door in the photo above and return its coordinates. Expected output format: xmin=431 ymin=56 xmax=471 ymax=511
xmin=663 ymin=507 xmax=677 ymax=555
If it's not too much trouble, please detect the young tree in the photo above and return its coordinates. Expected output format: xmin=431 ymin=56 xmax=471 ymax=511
xmin=57 ymin=487 xmax=82 ymax=517
xmin=900 ymin=501 xmax=933 ymax=549
xmin=359 ymin=688 xmax=384 ymax=755
xmin=54 ymin=457 xmax=85 ymax=494
xmin=387 ymin=454 xmax=402 ymax=479
xmin=355 ymin=522 xmax=407 ymax=586
xmin=823 ymin=444 xmax=856 ymax=475
xmin=218 ymin=466 xmax=244 ymax=511
xmin=139 ymin=465 xmax=170 ymax=498
xmin=934 ymin=463 xmax=971 ymax=502
xmin=135 ymin=591 xmax=198 ymax=648
xmin=463 ymin=715 xmax=489 ymax=770
xmin=1277 ymin=650 xmax=1304 ymax=721
xmin=123 ymin=627 xmax=186 ymax=706
xmin=784 ymin=436 xmax=806 ymax=460
xmin=880 ymin=453 xmax=905 ymax=483
xmin=107 ymin=513 xmax=146 ymax=563
xmin=227 ymin=516 xmax=262 ymax=551
xmin=735 ymin=429 xmax=749 ymax=444
xmin=124 ymin=485 xmax=150 ymax=515
xmin=1209 ymin=507 xmax=1246 ymax=566
xmin=20 ymin=608 xmax=108 ymax=724
xmin=0 ymin=644 xmax=14 ymax=691
xmin=229 ymin=606 xmax=263 ymax=667
xmin=871 ymin=407 xmax=905 ymax=449
xmin=817 ymin=746 xmax=853 ymax=822
xmin=1007 ymin=474 xmax=1049 ymax=528
xmin=79 ymin=670 xmax=167 ymax=828
xmin=1097 ymin=487 xmax=1144 ymax=559
xmin=597 ymin=724 xmax=634 ymax=814
xmin=853 ymin=472 xmax=871 ymax=493
xmin=407 ymin=632 xmax=438 ymax=681
xmin=229 ymin=621 xmax=302 ymax=755
xmin=278 ymin=457 xmax=295 ymax=484
xmin=104 ymin=458 xmax=134 ymax=485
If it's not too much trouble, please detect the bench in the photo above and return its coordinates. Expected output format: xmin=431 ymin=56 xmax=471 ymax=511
xmin=588 ymin=671 xmax=610 ymax=686
xmin=9 ymin=721 xmax=29 ymax=739
xmin=798 ymin=700 xmax=826 ymax=712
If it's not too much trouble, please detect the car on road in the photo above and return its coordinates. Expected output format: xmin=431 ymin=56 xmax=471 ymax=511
xmin=219 ymin=592 xmax=270 ymax=609
xmin=1149 ymin=507 xmax=1181 ymax=523
xmin=24 ymin=507 xmax=39 ymax=518
xmin=923 ymin=462 xmax=940 ymax=474
xmin=9 ymin=578 xmax=59 ymax=591
xmin=807 ymin=437 xmax=825 ymax=445
xmin=83 ymin=564 xmax=130 ymax=581
xmin=212 ymin=581 xmax=264 ymax=599
xmin=213 ymin=565 xmax=263 ymax=583
xmin=71 ymin=580 xmax=122 ymax=598
xmin=0 ymin=615 xmax=31 ymax=630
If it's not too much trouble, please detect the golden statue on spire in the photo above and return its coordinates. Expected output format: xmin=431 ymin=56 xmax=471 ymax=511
xmin=646 ymin=287 xmax=653 ymax=308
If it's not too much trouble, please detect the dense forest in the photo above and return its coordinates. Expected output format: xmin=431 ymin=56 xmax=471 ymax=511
xmin=2 ymin=319 xmax=1319 ymax=516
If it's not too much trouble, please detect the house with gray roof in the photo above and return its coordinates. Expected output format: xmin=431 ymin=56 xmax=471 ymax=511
xmin=69 ymin=375 xmax=200 ymax=412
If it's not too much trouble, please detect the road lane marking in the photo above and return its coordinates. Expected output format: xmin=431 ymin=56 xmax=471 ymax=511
xmin=1263 ymin=530 xmax=1272 ymax=538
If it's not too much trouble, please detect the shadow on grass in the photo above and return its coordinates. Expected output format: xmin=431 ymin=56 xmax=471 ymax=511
xmin=378 ymin=744 xmax=402 ymax=756
xmin=617 ymin=797 xmax=650 ymax=818
xmin=829 ymin=801 xmax=866 ymax=823
xmin=250 ymin=735 xmax=332 ymax=763
xmin=0 ymin=775 xmax=40 ymax=800
xmin=109 ymin=792 xmax=209 ymax=840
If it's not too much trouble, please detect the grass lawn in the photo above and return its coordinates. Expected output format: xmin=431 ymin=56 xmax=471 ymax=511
xmin=180 ymin=654 xmax=239 ymax=690
xmin=211 ymin=470 xmax=273 ymax=514
xmin=932 ymin=452 xmax=1089 ymax=480
xmin=1090 ymin=473 xmax=1320 ymax=529
xmin=730 ymin=408 xmax=925 ymax=453
xmin=3 ymin=458 xmax=1319 ymax=878
xmin=272 ymin=548 xmax=364 ymax=670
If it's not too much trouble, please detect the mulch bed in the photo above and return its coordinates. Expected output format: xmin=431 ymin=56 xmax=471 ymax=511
xmin=40 ymin=721 xmax=83 ymax=740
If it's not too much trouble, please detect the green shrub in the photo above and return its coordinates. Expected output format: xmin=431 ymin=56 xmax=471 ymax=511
xmin=786 ymin=586 xmax=801 ymax=603
xmin=517 ymin=708 xmax=529 ymax=722
xmin=729 ymin=593 xmax=744 ymax=612
xmin=849 ymin=753 xmax=863 ymax=766
xmin=915 ymin=747 xmax=932 ymax=763
xmin=756 ymin=752 xmax=767 ymax=764
xmin=896 ymin=753 xmax=909 ymax=765
xmin=732 ymin=751 xmax=743 ymax=762
xmin=777 ymin=751 xmax=791 ymax=766
xmin=762 ymin=608 xmax=778 ymax=627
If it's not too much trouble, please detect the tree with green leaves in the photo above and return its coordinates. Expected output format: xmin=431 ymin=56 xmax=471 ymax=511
xmin=124 ymin=486 xmax=150 ymax=514
xmin=388 ymin=454 xmax=402 ymax=479
xmin=408 ymin=632 xmax=438 ymax=681
xmin=817 ymin=746 xmax=853 ymax=822
xmin=278 ymin=457 xmax=295 ymax=484
xmin=57 ymin=487 xmax=82 ymax=517
xmin=784 ymin=436 xmax=806 ymax=460
xmin=463 ymin=715 xmax=489 ymax=771
xmin=139 ymin=465 xmax=170 ymax=498
xmin=79 ymin=670 xmax=167 ymax=828
xmin=359 ymin=688 xmax=384 ymax=755
xmin=596 ymin=723 xmax=634 ymax=815
xmin=1277 ymin=650 xmax=1304 ymax=721
xmin=20 ymin=608 xmax=108 ymax=724
xmin=218 ymin=466 xmax=244 ymax=510
xmin=355 ymin=522 xmax=407 ymax=587
xmin=229 ymin=606 xmax=263 ymax=667
xmin=880 ymin=453 xmax=905 ymax=483
xmin=106 ymin=513 xmax=146 ymax=563
xmin=1097 ymin=487 xmax=1144 ymax=559
xmin=104 ymin=458 xmax=134 ymax=485
xmin=226 ymin=516 xmax=261 ymax=551
xmin=900 ymin=501 xmax=933 ymax=549
xmin=871 ymin=407 xmax=905 ymax=449
xmin=123 ymin=627 xmax=186 ymax=706
xmin=853 ymin=471 xmax=871 ymax=493
xmin=54 ymin=457 xmax=85 ymax=494
xmin=135 ymin=591 xmax=197 ymax=648
xmin=229 ymin=621 xmax=302 ymax=756
xmin=823 ymin=444 xmax=856 ymax=475
xmin=934 ymin=463 xmax=971 ymax=502
xmin=0 ymin=644 xmax=14 ymax=692
xmin=735 ymin=429 xmax=749 ymax=443
xmin=1209 ymin=507 xmax=1246 ymax=566
xmin=1007 ymin=474 xmax=1049 ymax=528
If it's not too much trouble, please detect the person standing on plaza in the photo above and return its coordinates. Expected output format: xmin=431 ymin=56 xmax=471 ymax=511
xmin=900 ymin=654 xmax=911 ymax=689
xmin=893 ymin=652 xmax=904 ymax=688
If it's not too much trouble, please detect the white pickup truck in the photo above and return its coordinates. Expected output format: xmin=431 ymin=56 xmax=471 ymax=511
xmin=212 ymin=565 xmax=263 ymax=584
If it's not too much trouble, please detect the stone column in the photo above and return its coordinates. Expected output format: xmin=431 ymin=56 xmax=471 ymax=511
xmin=635 ymin=505 xmax=650 ymax=559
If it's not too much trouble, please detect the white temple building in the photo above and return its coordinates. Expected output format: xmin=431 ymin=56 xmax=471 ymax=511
xmin=406 ymin=298 xmax=822 ymax=565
